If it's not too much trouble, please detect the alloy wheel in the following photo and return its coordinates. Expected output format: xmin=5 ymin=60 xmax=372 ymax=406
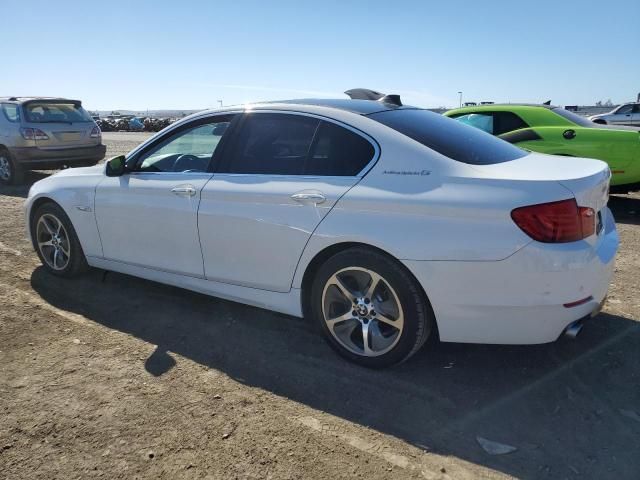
xmin=322 ymin=267 xmax=404 ymax=357
xmin=36 ymin=213 xmax=71 ymax=271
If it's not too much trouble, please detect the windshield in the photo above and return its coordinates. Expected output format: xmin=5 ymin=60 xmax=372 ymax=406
xmin=369 ymin=109 xmax=527 ymax=165
xmin=551 ymin=107 xmax=594 ymax=127
xmin=24 ymin=102 xmax=93 ymax=123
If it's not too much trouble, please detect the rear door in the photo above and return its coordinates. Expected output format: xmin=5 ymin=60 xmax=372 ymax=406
xmin=198 ymin=111 xmax=378 ymax=292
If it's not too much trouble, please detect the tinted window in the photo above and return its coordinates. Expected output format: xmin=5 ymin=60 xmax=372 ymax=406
xmin=370 ymin=109 xmax=527 ymax=165
xmin=551 ymin=107 xmax=595 ymax=127
xmin=306 ymin=121 xmax=375 ymax=176
xmin=136 ymin=119 xmax=231 ymax=173
xmin=225 ymin=113 xmax=319 ymax=175
xmin=24 ymin=102 xmax=93 ymax=123
xmin=1 ymin=104 xmax=20 ymax=123
xmin=617 ymin=104 xmax=633 ymax=114
xmin=632 ymin=104 xmax=640 ymax=114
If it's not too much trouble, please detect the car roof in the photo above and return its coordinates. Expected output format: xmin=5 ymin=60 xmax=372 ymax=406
xmin=452 ymin=103 xmax=558 ymax=110
xmin=0 ymin=96 xmax=81 ymax=104
xmin=192 ymin=98 xmax=420 ymax=118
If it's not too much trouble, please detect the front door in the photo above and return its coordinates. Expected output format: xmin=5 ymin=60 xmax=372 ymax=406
xmin=95 ymin=116 xmax=235 ymax=277
xmin=198 ymin=112 xmax=377 ymax=292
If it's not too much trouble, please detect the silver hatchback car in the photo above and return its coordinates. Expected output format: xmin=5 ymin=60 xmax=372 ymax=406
xmin=0 ymin=97 xmax=106 ymax=185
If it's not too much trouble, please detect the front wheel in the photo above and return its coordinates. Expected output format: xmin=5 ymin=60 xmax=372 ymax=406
xmin=30 ymin=202 xmax=89 ymax=277
xmin=310 ymin=247 xmax=434 ymax=368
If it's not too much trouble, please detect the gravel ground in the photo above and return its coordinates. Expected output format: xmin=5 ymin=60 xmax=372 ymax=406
xmin=1 ymin=133 xmax=639 ymax=479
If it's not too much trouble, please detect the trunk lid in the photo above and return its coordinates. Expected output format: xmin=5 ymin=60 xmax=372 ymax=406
xmin=35 ymin=122 xmax=95 ymax=148
xmin=470 ymin=152 xmax=610 ymax=212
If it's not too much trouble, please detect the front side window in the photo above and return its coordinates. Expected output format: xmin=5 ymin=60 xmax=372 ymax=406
xmin=616 ymin=104 xmax=633 ymax=114
xmin=370 ymin=109 xmax=527 ymax=165
xmin=136 ymin=119 xmax=232 ymax=173
xmin=1 ymin=104 xmax=20 ymax=123
xmin=24 ymin=102 xmax=93 ymax=123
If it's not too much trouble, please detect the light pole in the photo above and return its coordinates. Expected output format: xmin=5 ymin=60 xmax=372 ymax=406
xmin=218 ymin=100 xmax=223 ymax=108
xmin=458 ymin=91 xmax=463 ymax=108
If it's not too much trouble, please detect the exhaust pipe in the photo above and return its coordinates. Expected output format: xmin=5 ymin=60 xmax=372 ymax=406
xmin=564 ymin=320 xmax=583 ymax=339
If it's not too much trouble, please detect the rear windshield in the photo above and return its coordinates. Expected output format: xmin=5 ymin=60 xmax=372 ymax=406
xmin=551 ymin=107 xmax=594 ymax=127
xmin=24 ymin=102 xmax=93 ymax=123
xmin=369 ymin=109 xmax=527 ymax=165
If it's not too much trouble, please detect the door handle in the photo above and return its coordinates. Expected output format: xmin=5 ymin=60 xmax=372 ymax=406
xmin=171 ymin=185 xmax=197 ymax=197
xmin=291 ymin=191 xmax=326 ymax=205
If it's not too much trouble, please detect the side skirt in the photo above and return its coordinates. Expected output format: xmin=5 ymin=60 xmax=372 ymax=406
xmin=86 ymin=256 xmax=304 ymax=318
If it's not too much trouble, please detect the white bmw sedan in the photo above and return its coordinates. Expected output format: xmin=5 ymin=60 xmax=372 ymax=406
xmin=24 ymin=95 xmax=619 ymax=367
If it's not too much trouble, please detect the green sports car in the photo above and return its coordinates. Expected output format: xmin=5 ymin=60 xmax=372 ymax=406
xmin=444 ymin=104 xmax=640 ymax=192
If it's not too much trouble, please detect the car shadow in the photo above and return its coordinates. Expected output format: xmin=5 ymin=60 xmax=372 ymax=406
xmin=609 ymin=194 xmax=640 ymax=226
xmin=0 ymin=171 xmax=51 ymax=198
xmin=30 ymin=266 xmax=640 ymax=479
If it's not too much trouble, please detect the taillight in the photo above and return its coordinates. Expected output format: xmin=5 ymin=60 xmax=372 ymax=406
xmin=511 ymin=198 xmax=595 ymax=243
xmin=90 ymin=126 xmax=101 ymax=138
xmin=20 ymin=128 xmax=49 ymax=140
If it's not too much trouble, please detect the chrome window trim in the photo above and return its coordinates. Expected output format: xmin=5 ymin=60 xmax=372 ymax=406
xmin=126 ymin=108 xmax=381 ymax=179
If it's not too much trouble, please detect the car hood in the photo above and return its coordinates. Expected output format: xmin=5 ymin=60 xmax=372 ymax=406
xmin=51 ymin=164 xmax=105 ymax=178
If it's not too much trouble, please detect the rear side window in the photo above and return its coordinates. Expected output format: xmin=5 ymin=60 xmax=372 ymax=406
xmin=222 ymin=113 xmax=375 ymax=176
xmin=224 ymin=113 xmax=318 ymax=175
xmin=1 ymin=104 xmax=20 ymax=123
xmin=306 ymin=121 xmax=375 ymax=176
xmin=451 ymin=111 xmax=529 ymax=136
xmin=369 ymin=109 xmax=527 ymax=165
xmin=24 ymin=102 xmax=93 ymax=123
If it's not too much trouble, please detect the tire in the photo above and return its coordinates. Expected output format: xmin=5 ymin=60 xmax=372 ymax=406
xmin=0 ymin=148 xmax=24 ymax=185
xmin=310 ymin=247 xmax=434 ymax=368
xmin=30 ymin=202 xmax=89 ymax=277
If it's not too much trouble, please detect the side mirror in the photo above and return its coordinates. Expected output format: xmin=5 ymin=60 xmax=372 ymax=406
xmin=105 ymin=155 xmax=127 ymax=177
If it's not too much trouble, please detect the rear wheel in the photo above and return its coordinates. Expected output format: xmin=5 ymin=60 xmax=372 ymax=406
xmin=310 ymin=247 xmax=433 ymax=368
xmin=0 ymin=148 xmax=24 ymax=185
xmin=30 ymin=202 xmax=89 ymax=277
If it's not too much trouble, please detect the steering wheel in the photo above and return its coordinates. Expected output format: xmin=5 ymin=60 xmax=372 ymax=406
xmin=172 ymin=154 xmax=203 ymax=172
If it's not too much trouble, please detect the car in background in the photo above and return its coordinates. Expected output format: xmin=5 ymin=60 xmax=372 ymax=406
xmin=0 ymin=97 xmax=106 ymax=185
xmin=24 ymin=92 xmax=618 ymax=367
xmin=444 ymin=104 xmax=640 ymax=192
xmin=589 ymin=103 xmax=640 ymax=126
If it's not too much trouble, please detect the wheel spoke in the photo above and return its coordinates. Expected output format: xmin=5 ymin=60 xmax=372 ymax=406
xmin=38 ymin=240 xmax=54 ymax=249
xmin=326 ymin=311 xmax=354 ymax=328
xmin=361 ymin=321 xmax=373 ymax=356
xmin=328 ymin=274 xmax=356 ymax=302
xmin=39 ymin=217 xmax=56 ymax=236
xmin=53 ymin=249 xmax=60 ymax=268
xmin=375 ymin=312 xmax=401 ymax=329
xmin=363 ymin=271 xmax=382 ymax=299
xmin=59 ymin=239 xmax=70 ymax=256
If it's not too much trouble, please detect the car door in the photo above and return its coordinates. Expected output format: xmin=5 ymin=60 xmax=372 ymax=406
xmin=94 ymin=115 xmax=236 ymax=277
xmin=198 ymin=111 xmax=378 ymax=292
xmin=611 ymin=104 xmax=633 ymax=125
xmin=632 ymin=104 xmax=640 ymax=125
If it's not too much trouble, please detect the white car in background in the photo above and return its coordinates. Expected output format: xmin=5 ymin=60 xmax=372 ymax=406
xmin=24 ymin=91 xmax=619 ymax=367
xmin=589 ymin=102 xmax=640 ymax=125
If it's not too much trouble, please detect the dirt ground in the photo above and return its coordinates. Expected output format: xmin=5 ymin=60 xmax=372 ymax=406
xmin=1 ymin=133 xmax=639 ymax=479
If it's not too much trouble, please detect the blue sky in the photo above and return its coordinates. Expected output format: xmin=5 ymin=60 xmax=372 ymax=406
xmin=1 ymin=0 xmax=638 ymax=110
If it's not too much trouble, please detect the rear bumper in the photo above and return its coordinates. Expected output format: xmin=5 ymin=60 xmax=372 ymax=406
xmin=403 ymin=207 xmax=619 ymax=345
xmin=10 ymin=144 xmax=106 ymax=168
